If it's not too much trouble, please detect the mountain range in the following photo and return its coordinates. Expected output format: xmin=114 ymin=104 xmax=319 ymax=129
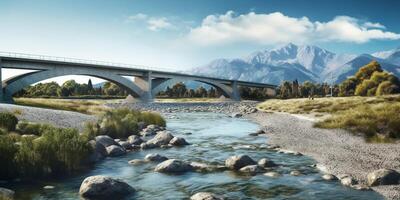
xmin=191 ymin=43 xmax=400 ymax=85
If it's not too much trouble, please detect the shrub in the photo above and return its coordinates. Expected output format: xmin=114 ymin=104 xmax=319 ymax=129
xmin=88 ymin=108 xmax=166 ymax=139
xmin=0 ymin=135 xmax=18 ymax=179
xmin=0 ymin=124 xmax=93 ymax=180
xmin=0 ymin=112 xmax=19 ymax=131
xmin=16 ymin=121 xmax=52 ymax=136
xmin=376 ymin=81 xmax=400 ymax=96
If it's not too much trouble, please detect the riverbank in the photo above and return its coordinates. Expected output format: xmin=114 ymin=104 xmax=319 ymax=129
xmin=248 ymin=111 xmax=400 ymax=200
xmin=1 ymin=100 xmax=399 ymax=199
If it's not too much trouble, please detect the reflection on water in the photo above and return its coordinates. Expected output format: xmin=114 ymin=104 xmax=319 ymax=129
xmin=6 ymin=112 xmax=383 ymax=200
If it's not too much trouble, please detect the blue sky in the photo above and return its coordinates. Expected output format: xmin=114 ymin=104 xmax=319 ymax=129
xmin=1 ymin=0 xmax=400 ymax=83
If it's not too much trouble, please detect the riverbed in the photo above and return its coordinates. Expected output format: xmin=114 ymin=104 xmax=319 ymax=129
xmin=6 ymin=112 xmax=383 ymax=199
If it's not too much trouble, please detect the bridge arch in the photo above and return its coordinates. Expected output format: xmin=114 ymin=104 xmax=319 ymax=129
xmin=151 ymin=77 xmax=235 ymax=99
xmin=3 ymin=68 xmax=146 ymax=101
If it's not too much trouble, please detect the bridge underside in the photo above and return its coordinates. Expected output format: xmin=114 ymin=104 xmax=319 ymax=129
xmin=0 ymin=57 xmax=276 ymax=103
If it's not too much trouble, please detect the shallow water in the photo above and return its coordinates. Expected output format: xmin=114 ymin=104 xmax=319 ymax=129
xmin=6 ymin=112 xmax=383 ymax=199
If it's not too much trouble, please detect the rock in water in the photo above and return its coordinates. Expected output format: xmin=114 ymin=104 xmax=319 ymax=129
xmin=367 ymin=169 xmax=400 ymax=186
xmin=225 ymin=155 xmax=256 ymax=170
xmin=146 ymin=131 xmax=174 ymax=146
xmin=257 ymin=158 xmax=277 ymax=168
xmin=95 ymin=135 xmax=119 ymax=147
xmin=0 ymin=187 xmax=14 ymax=200
xmin=239 ymin=165 xmax=264 ymax=175
xmin=169 ymin=137 xmax=189 ymax=146
xmin=79 ymin=175 xmax=135 ymax=199
xmin=154 ymin=159 xmax=193 ymax=173
xmin=340 ymin=176 xmax=357 ymax=186
xmin=127 ymin=135 xmax=143 ymax=145
xmin=106 ymin=145 xmax=126 ymax=157
xmin=322 ymin=174 xmax=338 ymax=181
xmin=144 ymin=153 xmax=168 ymax=162
xmin=190 ymin=192 xmax=225 ymax=200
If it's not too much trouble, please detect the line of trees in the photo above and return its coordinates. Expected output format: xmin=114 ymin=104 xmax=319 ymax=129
xmin=15 ymin=79 xmax=128 ymax=98
xmin=276 ymin=61 xmax=400 ymax=99
xmin=156 ymin=82 xmax=271 ymax=100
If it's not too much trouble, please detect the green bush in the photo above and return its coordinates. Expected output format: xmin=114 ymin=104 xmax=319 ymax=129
xmin=86 ymin=108 xmax=166 ymax=139
xmin=0 ymin=135 xmax=18 ymax=179
xmin=0 ymin=112 xmax=19 ymax=131
xmin=0 ymin=124 xmax=93 ymax=180
xmin=16 ymin=121 xmax=52 ymax=136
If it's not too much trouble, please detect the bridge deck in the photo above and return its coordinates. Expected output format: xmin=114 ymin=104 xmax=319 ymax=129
xmin=0 ymin=51 xmax=276 ymax=88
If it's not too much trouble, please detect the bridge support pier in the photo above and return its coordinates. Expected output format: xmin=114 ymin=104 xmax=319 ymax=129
xmin=134 ymin=72 xmax=153 ymax=102
xmin=231 ymin=80 xmax=241 ymax=101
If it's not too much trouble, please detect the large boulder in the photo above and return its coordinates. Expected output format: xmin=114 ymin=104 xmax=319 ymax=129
xmin=88 ymin=140 xmax=107 ymax=162
xmin=106 ymin=145 xmax=126 ymax=157
xmin=146 ymin=131 xmax=174 ymax=146
xmin=95 ymin=135 xmax=119 ymax=147
xmin=127 ymin=135 xmax=143 ymax=145
xmin=190 ymin=192 xmax=224 ymax=200
xmin=79 ymin=175 xmax=135 ymax=199
xmin=140 ymin=124 xmax=162 ymax=136
xmin=169 ymin=137 xmax=189 ymax=146
xmin=154 ymin=159 xmax=193 ymax=173
xmin=144 ymin=153 xmax=168 ymax=162
xmin=0 ymin=187 xmax=14 ymax=200
xmin=367 ymin=169 xmax=400 ymax=186
xmin=257 ymin=158 xmax=277 ymax=168
xmin=225 ymin=155 xmax=256 ymax=170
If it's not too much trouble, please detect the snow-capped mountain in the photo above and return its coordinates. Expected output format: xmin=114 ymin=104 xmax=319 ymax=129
xmin=191 ymin=43 xmax=400 ymax=85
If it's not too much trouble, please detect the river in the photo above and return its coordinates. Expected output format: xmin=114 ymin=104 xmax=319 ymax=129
xmin=9 ymin=112 xmax=383 ymax=199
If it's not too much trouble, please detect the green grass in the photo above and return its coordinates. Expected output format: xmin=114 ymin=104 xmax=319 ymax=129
xmin=258 ymin=95 xmax=400 ymax=141
xmin=14 ymin=98 xmax=112 ymax=115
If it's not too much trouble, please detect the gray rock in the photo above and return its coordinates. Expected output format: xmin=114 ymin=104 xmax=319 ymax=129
xmin=322 ymin=174 xmax=338 ymax=181
xmin=340 ymin=176 xmax=357 ymax=186
xmin=154 ymin=159 xmax=193 ymax=173
xmin=351 ymin=184 xmax=371 ymax=191
xmin=88 ymin=140 xmax=107 ymax=162
xmin=0 ymin=187 xmax=14 ymax=200
xmin=146 ymin=131 xmax=174 ymax=146
xmin=106 ymin=145 xmax=126 ymax=157
xmin=367 ymin=169 xmax=400 ymax=186
xmin=127 ymin=135 xmax=143 ymax=145
xmin=118 ymin=141 xmax=133 ymax=150
xmin=290 ymin=170 xmax=302 ymax=176
xmin=263 ymin=172 xmax=281 ymax=178
xmin=232 ymin=113 xmax=242 ymax=118
xmin=95 ymin=135 xmax=119 ymax=147
xmin=79 ymin=175 xmax=135 ymax=199
xmin=190 ymin=192 xmax=224 ymax=200
xmin=140 ymin=142 xmax=158 ymax=149
xmin=144 ymin=153 xmax=168 ymax=162
xmin=225 ymin=155 xmax=256 ymax=170
xmin=169 ymin=137 xmax=189 ymax=146
xmin=239 ymin=165 xmax=264 ymax=175
xmin=257 ymin=158 xmax=277 ymax=168
xmin=128 ymin=159 xmax=144 ymax=165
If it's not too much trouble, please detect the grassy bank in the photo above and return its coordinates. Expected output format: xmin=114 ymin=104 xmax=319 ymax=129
xmin=258 ymin=95 xmax=400 ymax=141
xmin=14 ymin=98 xmax=113 ymax=115
xmin=155 ymin=97 xmax=225 ymax=103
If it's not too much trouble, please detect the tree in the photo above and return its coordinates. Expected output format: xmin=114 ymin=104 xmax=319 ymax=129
xmin=88 ymin=79 xmax=94 ymax=95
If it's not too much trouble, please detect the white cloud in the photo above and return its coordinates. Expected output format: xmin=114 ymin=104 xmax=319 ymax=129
xmin=126 ymin=14 xmax=172 ymax=31
xmin=147 ymin=17 xmax=172 ymax=31
xmin=186 ymin=11 xmax=400 ymax=45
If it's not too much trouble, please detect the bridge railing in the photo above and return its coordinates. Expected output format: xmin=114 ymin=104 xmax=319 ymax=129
xmin=0 ymin=51 xmax=174 ymax=72
xmin=0 ymin=51 xmax=274 ymax=87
